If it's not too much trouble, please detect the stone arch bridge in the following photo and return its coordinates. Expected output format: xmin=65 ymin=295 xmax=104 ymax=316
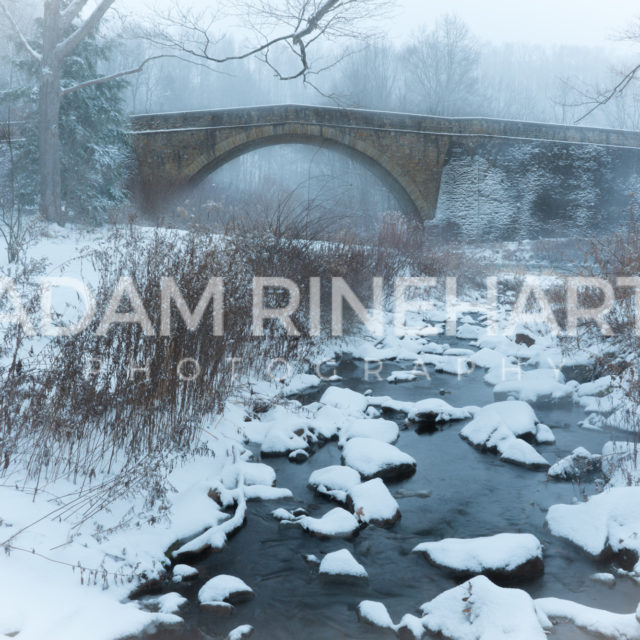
xmin=130 ymin=104 xmax=640 ymax=223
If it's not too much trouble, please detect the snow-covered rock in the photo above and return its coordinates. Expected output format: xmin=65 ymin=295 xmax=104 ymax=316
xmin=577 ymin=376 xmax=613 ymax=398
xmin=260 ymin=425 xmax=312 ymax=457
xmin=298 ymin=507 xmax=361 ymax=538
xmin=172 ymin=564 xmax=198 ymax=582
xmin=347 ymin=478 xmax=401 ymax=527
xmin=198 ymin=575 xmax=254 ymax=606
xmin=498 ymin=438 xmax=550 ymax=469
xmin=547 ymin=447 xmax=602 ymax=481
xmin=200 ymin=601 xmax=235 ymax=616
xmin=460 ymin=401 xmax=551 ymax=470
xmin=227 ymin=624 xmax=255 ymax=640
xmin=546 ymin=487 xmax=640 ymax=571
xmin=387 ymin=370 xmax=418 ymax=383
xmin=357 ymin=600 xmax=395 ymax=631
xmin=418 ymin=341 xmax=448 ymax=355
xmin=589 ymin=572 xmax=615 ymax=586
xmin=319 ymin=386 xmax=369 ymax=416
xmin=435 ymin=355 xmax=474 ymax=376
xmin=221 ymin=462 xmax=276 ymax=489
xmin=339 ymin=418 xmax=400 ymax=446
xmin=470 ymin=348 xmax=512 ymax=370
xmin=419 ymin=575 xmax=548 ymax=640
xmin=282 ymin=373 xmax=322 ymax=396
xmin=368 ymin=396 xmax=471 ymax=427
xmin=536 ymin=597 xmax=640 ymax=639
xmin=342 ymin=437 xmax=417 ymax=482
xmin=457 ymin=323 xmax=481 ymax=339
xmin=243 ymin=485 xmax=293 ymax=500
xmin=272 ymin=507 xmax=298 ymax=521
xmin=413 ymin=533 xmax=544 ymax=580
xmin=493 ymin=368 xmax=573 ymax=404
xmin=534 ymin=423 xmax=555 ymax=444
xmin=408 ymin=398 xmax=472 ymax=426
xmin=462 ymin=400 xmax=539 ymax=439
xmin=308 ymin=465 xmax=362 ymax=504
xmin=155 ymin=592 xmax=188 ymax=614
xmin=396 ymin=614 xmax=425 ymax=640
xmin=288 ymin=449 xmax=309 ymax=463
xmin=444 ymin=348 xmax=475 ymax=357
xmin=319 ymin=549 xmax=368 ymax=580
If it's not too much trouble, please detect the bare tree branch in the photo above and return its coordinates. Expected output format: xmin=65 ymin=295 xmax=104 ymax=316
xmin=60 ymin=53 xmax=223 ymax=95
xmin=0 ymin=0 xmax=41 ymax=62
xmin=574 ymin=64 xmax=640 ymax=124
xmin=56 ymin=0 xmax=116 ymax=60
xmin=60 ymin=0 xmax=91 ymax=28
xmin=137 ymin=0 xmax=390 ymax=87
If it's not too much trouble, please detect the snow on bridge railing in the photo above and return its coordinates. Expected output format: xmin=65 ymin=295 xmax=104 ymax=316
xmin=128 ymin=104 xmax=640 ymax=149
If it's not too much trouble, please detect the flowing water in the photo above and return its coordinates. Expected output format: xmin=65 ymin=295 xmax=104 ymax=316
xmin=139 ymin=340 xmax=638 ymax=640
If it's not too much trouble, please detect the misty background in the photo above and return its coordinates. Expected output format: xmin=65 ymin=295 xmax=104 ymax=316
xmin=3 ymin=1 xmax=640 ymax=240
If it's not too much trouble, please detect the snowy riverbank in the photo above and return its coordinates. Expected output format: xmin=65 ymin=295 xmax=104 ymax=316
xmin=1 ymin=224 xmax=640 ymax=640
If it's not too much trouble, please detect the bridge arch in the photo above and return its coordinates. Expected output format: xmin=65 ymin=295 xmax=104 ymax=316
xmin=181 ymin=124 xmax=425 ymax=222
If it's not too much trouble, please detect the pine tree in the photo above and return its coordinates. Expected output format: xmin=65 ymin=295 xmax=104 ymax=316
xmin=2 ymin=22 xmax=131 ymax=224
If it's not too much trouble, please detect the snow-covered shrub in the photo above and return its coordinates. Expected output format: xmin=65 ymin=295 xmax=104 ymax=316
xmin=0 ymin=222 xmax=410 ymax=502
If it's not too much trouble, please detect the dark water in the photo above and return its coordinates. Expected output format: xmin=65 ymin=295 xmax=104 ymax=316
xmin=140 ymin=341 xmax=638 ymax=640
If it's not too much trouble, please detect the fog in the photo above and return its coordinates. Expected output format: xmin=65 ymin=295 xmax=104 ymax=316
xmin=4 ymin=1 xmax=640 ymax=239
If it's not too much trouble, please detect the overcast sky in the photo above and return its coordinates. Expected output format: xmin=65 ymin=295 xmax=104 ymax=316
xmin=118 ymin=0 xmax=640 ymax=54
xmin=390 ymin=0 xmax=640 ymax=49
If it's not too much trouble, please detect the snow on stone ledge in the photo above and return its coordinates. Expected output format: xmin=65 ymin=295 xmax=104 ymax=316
xmin=342 ymin=437 xmax=417 ymax=482
xmin=546 ymin=487 xmax=640 ymax=571
xmin=347 ymin=478 xmax=401 ymax=528
xmin=198 ymin=575 xmax=254 ymax=606
xmin=319 ymin=549 xmax=368 ymax=579
xmin=536 ymin=597 xmax=640 ymax=639
xmin=420 ymin=575 xmax=549 ymax=640
xmin=412 ymin=533 xmax=543 ymax=580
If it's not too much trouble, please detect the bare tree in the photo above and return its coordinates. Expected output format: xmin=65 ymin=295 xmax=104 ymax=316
xmin=0 ymin=0 xmax=390 ymax=225
xmin=402 ymin=15 xmax=480 ymax=116
xmin=331 ymin=39 xmax=400 ymax=109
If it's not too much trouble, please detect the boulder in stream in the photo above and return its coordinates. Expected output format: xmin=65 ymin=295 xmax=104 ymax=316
xmin=413 ymin=533 xmax=544 ymax=581
xmin=342 ymin=437 xmax=416 ymax=482
xmin=319 ymin=549 xmax=368 ymax=581
xmin=346 ymin=478 xmax=401 ymax=527
xmin=198 ymin=575 xmax=254 ymax=607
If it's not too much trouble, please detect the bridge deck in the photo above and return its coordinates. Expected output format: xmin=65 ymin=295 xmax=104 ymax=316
xmin=129 ymin=104 xmax=640 ymax=149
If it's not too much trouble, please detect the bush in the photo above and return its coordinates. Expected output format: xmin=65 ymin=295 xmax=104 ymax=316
xmin=0 ymin=220 xmax=411 ymax=500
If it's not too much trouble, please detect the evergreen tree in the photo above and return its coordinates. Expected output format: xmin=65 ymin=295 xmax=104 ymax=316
xmin=2 ymin=23 xmax=131 ymax=224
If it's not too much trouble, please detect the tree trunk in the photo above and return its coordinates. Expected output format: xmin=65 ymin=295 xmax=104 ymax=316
xmin=38 ymin=69 xmax=63 ymax=224
xmin=39 ymin=0 xmax=64 ymax=225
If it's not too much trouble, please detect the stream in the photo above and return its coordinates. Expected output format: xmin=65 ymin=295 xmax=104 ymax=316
xmin=139 ymin=337 xmax=638 ymax=640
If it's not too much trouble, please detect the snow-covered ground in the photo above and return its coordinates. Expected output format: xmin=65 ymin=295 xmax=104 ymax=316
xmin=1 ymin=224 xmax=640 ymax=640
